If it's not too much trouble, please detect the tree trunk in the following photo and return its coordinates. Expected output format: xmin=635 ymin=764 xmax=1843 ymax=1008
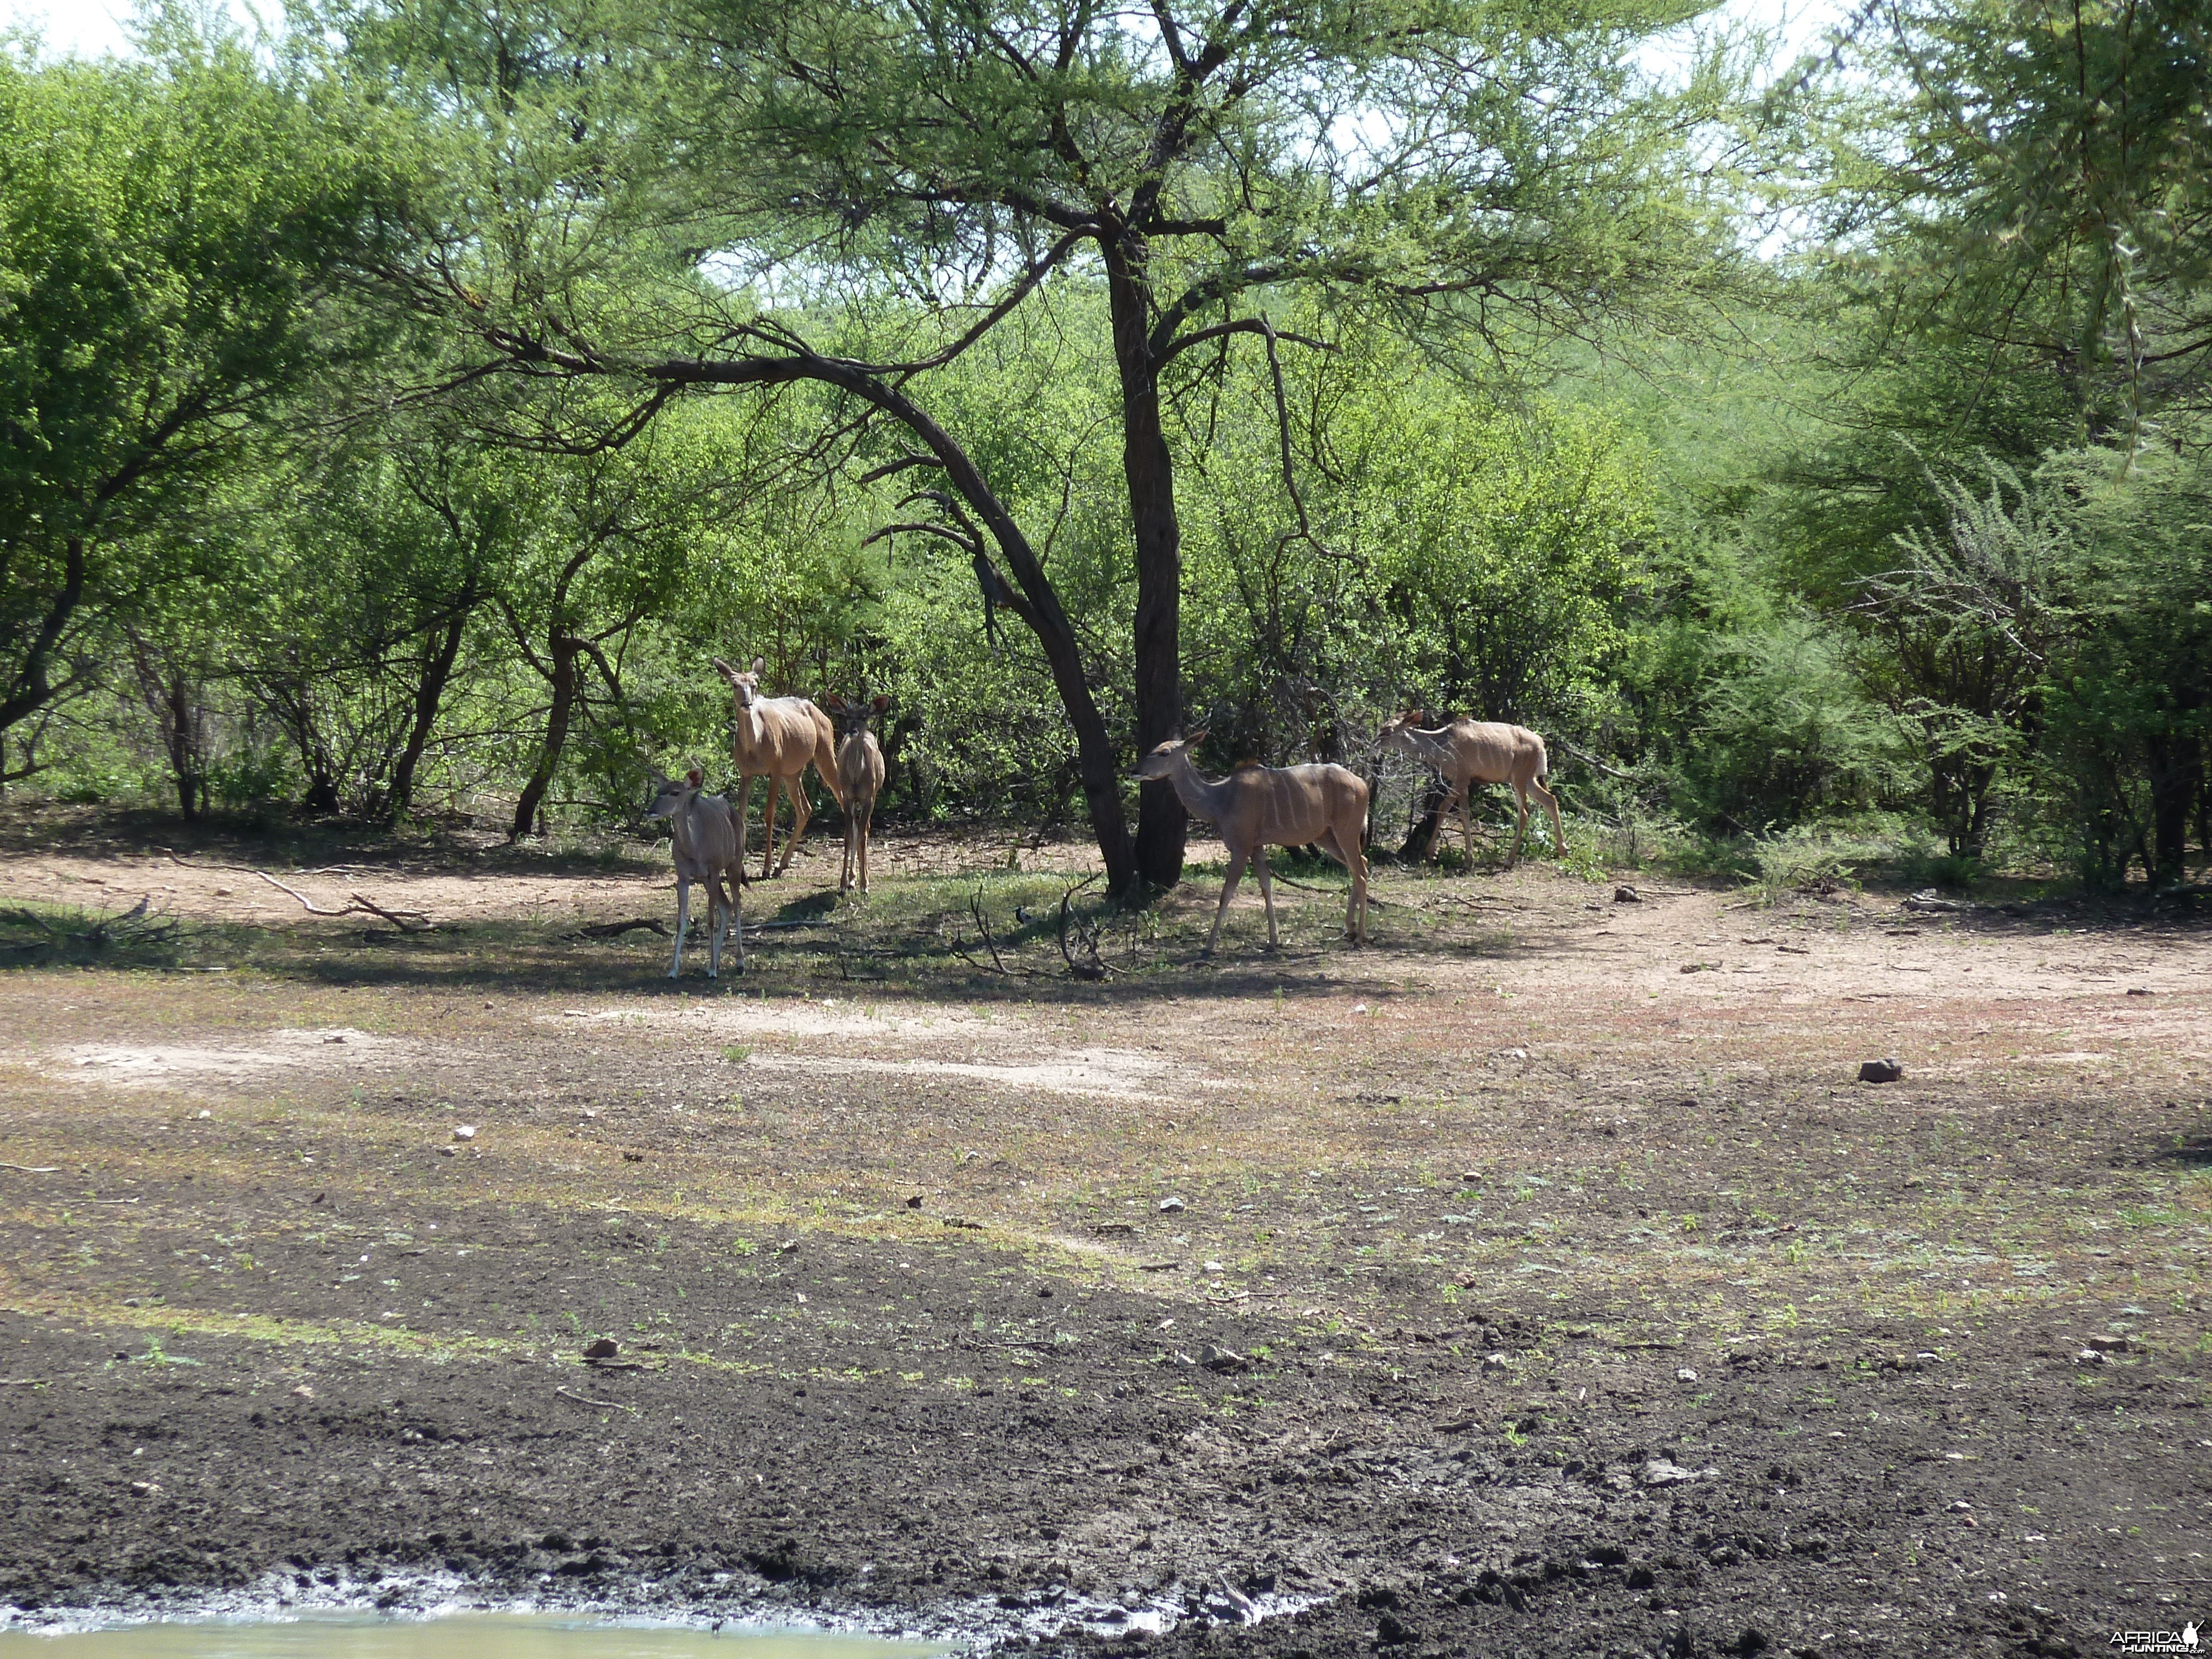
xmin=512 ymin=634 xmax=580 ymax=841
xmin=390 ymin=602 xmax=472 ymax=821
xmin=821 ymin=366 xmax=1137 ymax=891
xmin=1401 ymin=775 xmax=1452 ymax=862
xmin=1106 ymin=237 xmax=1186 ymax=889
xmin=0 ymin=536 xmax=87 ymax=736
xmin=2146 ymin=732 xmax=2199 ymax=886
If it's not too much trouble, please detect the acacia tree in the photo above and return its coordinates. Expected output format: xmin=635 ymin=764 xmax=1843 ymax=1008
xmin=338 ymin=0 xmax=1743 ymax=887
xmin=0 ymin=33 xmax=394 ymax=766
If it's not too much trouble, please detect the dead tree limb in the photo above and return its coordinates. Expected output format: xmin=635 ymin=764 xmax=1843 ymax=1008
xmin=254 ymin=872 xmax=434 ymax=932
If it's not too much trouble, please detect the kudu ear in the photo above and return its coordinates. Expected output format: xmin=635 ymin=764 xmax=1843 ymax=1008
xmin=822 ymin=692 xmax=847 ymax=712
xmin=1185 ymin=727 xmax=1208 ymax=746
xmin=686 ymin=767 xmax=703 ymax=787
xmin=750 ymin=655 xmax=765 ymax=676
xmin=711 ymin=656 xmax=740 ymax=686
xmin=870 ymin=693 xmax=891 ymax=713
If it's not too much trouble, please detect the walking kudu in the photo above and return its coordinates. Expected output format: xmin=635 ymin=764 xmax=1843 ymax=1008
xmin=1377 ymin=710 xmax=1566 ymax=866
xmin=711 ymin=656 xmax=842 ymax=880
xmin=823 ymin=692 xmax=889 ymax=894
xmin=646 ymin=769 xmax=743 ymax=978
xmin=1133 ymin=732 xmax=1369 ymax=953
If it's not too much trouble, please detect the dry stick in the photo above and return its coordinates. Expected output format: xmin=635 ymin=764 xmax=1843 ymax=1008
xmin=254 ymin=872 xmax=432 ymax=932
xmin=1270 ymin=872 xmax=1393 ymax=908
xmin=0 ymin=1163 xmax=59 ymax=1175
xmin=554 ymin=1386 xmax=637 ymax=1412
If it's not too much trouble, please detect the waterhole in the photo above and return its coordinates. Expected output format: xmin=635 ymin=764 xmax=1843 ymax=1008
xmin=0 ymin=1613 xmax=948 ymax=1659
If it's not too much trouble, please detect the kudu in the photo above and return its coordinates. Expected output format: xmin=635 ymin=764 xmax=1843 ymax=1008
xmin=823 ymin=692 xmax=890 ymax=894
xmin=646 ymin=768 xmax=744 ymax=978
xmin=1133 ymin=732 xmax=1369 ymax=953
xmin=711 ymin=656 xmax=842 ymax=880
xmin=1377 ymin=710 xmax=1566 ymax=866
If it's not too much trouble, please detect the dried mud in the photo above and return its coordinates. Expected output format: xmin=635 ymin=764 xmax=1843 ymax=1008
xmin=1 ymin=812 xmax=2208 ymax=1658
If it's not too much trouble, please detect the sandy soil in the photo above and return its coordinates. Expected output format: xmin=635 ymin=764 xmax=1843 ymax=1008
xmin=0 ymin=808 xmax=2207 ymax=1659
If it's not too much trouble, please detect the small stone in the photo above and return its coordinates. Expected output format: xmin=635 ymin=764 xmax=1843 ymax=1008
xmin=1203 ymin=1260 xmax=1224 ymax=1274
xmin=1159 ymin=1197 xmax=1186 ymax=1213
xmin=1459 ymin=1170 xmax=1481 ymax=1183
xmin=291 ymin=1384 xmax=315 ymax=1399
xmin=439 ymin=1146 xmax=456 ymax=1157
xmin=1641 ymin=1458 xmax=1708 ymax=1488
xmin=452 ymin=1124 xmax=477 ymax=1141
xmin=1481 ymin=1352 xmax=1511 ymax=1371
xmin=1036 ymin=1286 xmax=1053 ymax=1298
xmin=2075 ymin=1348 xmax=2107 ymax=1365
xmin=905 ymin=1195 xmax=924 ymax=1208
xmin=1676 ymin=1367 xmax=1699 ymax=1382
xmin=776 ymin=1239 xmax=800 ymax=1253
xmin=1614 ymin=885 xmax=1640 ymax=903
xmin=1858 ymin=1058 xmax=1903 ymax=1084
xmin=1199 ymin=1345 xmax=1246 ymax=1374
xmin=196 ymin=1109 xmax=212 ymax=1120
xmin=2125 ymin=987 xmax=2153 ymax=997
xmin=583 ymin=1338 xmax=619 ymax=1360
xmin=2086 ymin=1334 xmax=2130 ymax=1353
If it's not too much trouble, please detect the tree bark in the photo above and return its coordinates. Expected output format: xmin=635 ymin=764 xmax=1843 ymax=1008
xmin=2146 ymin=732 xmax=2199 ymax=885
xmin=390 ymin=600 xmax=473 ymax=821
xmin=512 ymin=634 xmax=580 ymax=841
xmin=1106 ymin=235 xmax=1187 ymax=888
xmin=0 ymin=536 xmax=88 ymax=736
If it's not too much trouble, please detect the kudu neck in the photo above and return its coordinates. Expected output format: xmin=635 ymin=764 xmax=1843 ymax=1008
xmin=1160 ymin=751 xmax=1227 ymax=820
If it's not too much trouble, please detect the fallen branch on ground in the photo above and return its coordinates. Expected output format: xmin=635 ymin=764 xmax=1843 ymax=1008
xmin=1057 ymin=873 xmax=1113 ymax=980
xmin=0 ymin=1163 xmax=59 ymax=1175
xmin=554 ymin=1386 xmax=637 ymax=1412
xmin=254 ymin=872 xmax=433 ymax=933
xmin=575 ymin=917 xmax=670 ymax=939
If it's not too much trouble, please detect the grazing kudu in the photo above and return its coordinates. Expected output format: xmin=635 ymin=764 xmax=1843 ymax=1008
xmin=1133 ymin=732 xmax=1369 ymax=953
xmin=710 ymin=656 xmax=842 ymax=880
xmin=823 ymin=693 xmax=890 ymax=894
xmin=1378 ymin=710 xmax=1566 ymax=867
xmin=646 ymin=768 xmax=744 ymax=978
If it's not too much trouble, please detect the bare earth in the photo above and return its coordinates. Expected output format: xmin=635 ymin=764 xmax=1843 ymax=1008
xmin=0 ymin=808 xmax=2206 ymax=1659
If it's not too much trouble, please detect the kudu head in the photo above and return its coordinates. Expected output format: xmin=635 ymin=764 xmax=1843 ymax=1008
xmin=822 ymin=691 xmax=891 ymax=739
xmin=711 ymin=655 xmax=768 ymax=711
xmin=1375 ymin=709 xmax=1432 ymax=753
xmin=646 ymin=768 xmax=706 ymax=820
xmin=1131 ymin=728 xmax=1207 ymax=784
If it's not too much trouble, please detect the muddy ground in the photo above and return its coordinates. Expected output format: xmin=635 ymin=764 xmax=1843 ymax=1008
xmin=1 ymin=807 xmax=2208 ymax=1657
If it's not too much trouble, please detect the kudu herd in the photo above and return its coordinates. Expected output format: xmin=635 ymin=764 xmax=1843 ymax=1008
xmin=651 ymin=659 xmax=1568 ymax=972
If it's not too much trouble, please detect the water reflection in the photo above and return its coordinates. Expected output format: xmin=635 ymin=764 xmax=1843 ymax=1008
xmin=0 ymin=1612 xmax=951 ymax=1659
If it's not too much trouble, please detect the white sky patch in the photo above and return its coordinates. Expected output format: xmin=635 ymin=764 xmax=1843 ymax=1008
xmin=0 ymin=0 xmax=264 ymax=58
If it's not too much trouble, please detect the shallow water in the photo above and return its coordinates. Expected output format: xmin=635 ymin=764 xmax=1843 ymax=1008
xmin=0 ymin=1613 xmax=949 ymax=1659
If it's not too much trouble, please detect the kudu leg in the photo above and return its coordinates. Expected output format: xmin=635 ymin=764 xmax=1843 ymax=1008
xmin=1206 ymin=849 xmax=1249 ymax=954
xmin=670 ymin=876 xmax=690 ymax=978
xmin=759 ymin=776 xmax=781 ymax=879
xmin=1507 ymin=784 xmax=1530 ymax=866
xmin=706 ymin=877 xmax=723 ymax=979
xmin=1532 ymin=776 xmax=1567 ymax=857
xmin=778 ymin=775 xmax=812 ymax=875
xmin=1253 ymin=847 xmax=1280 ymax=948
xmin=858 ymin=806 xmax=873 ymax=893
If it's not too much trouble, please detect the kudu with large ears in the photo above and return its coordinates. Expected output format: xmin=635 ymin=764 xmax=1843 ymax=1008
xmin=1376 ymin=710 xmax=1564 ymax=866
xmin=822 ymin=692 xmax=891 ymax=894
xmin=711 ymin=655 xmax=842 ymax=880
xmin=1133 ymin=729 xmax=1369 ymax=953
xmin=646 ymin=767 xmax=744 ymax=978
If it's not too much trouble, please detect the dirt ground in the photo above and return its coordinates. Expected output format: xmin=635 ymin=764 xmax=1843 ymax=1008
xmin=1 ymin=806 xmax=2207 ymax=1657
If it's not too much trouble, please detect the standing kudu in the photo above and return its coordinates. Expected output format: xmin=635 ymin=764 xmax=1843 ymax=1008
xmin=711 ymin=656 xmax=843 ymax=880
xmin=1133 ymin=732 xmax=1369 ymax=953
xmin=1377 ymin=710 xmax=1566 ymax=866
xmin=823 ymin=692 xmax=890 ymax=894
xmin=646 ymin=768 xmax=744 ymax=978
